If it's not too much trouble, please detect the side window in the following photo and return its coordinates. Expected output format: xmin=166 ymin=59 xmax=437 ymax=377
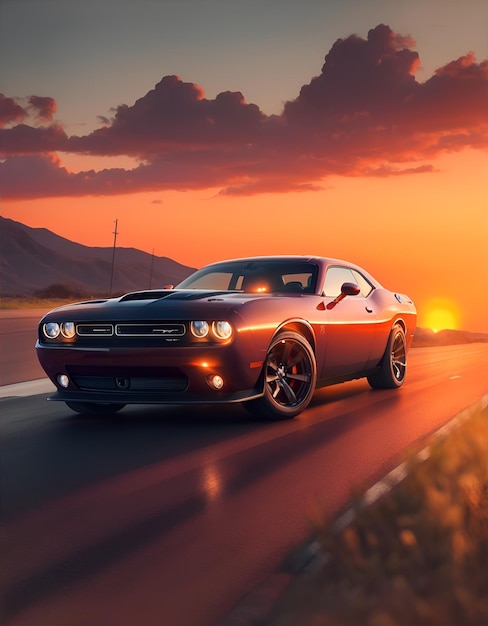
xmin=351 ymin=270 xmax=374 ymax=297
xmin=323 ymin=267 xmax=357 ymax=297
xmin=281 ymin=272 xmax=315 ymax=292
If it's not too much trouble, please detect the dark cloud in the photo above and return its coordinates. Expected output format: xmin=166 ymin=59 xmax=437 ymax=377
xmin=1 ymin=25 xmax=487 ymax=198
xmin=0 ymin=124 xmax=68 ymax=155
xmin=0 ymin=94 xmax=27 ymax=128
xmin=0 ymin=154 xmax=72 ymax=198
xmin=0 ymin=94 xmax=58 ymax=129
xmin=284 ymin=24 xmax=420 ymax=124
xmin=408 ymin=52 xmax=488 ymax=131
xmin=68 ymin=75 xmax=265 ymax=157
xmin=28 ymin=96 xmax=57 ymax=122
xmin=0 ymin=152 xmax=241 ymax=199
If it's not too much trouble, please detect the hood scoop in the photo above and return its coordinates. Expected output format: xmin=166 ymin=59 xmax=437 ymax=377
xmin=119 ymin=289 xmax=235 ymax=303
xmin=119 ymin=290 xmax=175 ymax=302
xmin=160 ymin=290 xmax=232 ymax=301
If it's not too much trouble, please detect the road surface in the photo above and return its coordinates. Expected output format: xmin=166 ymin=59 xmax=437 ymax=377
xmin=1 ymin=311 xmax=487 ymax=625
xmin=0 ymin=309 xmax=47 ymax=385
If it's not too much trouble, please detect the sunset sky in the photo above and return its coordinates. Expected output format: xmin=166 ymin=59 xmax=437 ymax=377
xmin=1 ymin=0 xmax=487 ymax=332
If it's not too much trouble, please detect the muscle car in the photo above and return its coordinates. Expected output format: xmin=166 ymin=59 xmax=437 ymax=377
xmin=36 ymin=256 xmax=416 ymax=419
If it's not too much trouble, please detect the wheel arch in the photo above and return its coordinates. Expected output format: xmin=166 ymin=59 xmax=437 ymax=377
xmin=246 ymin=323 xmax=317 ymax=419
xmin=392 ymin=317 xmax=407 ymax=334
xmin=274 ymin=319 xmax=316 ymax=352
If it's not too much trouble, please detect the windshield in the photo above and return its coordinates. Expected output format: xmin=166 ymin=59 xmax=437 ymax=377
xmin=177 ymin=260 xmax=318 ymax=294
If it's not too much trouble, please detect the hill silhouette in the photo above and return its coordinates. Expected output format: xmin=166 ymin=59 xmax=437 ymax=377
xmin=0 ymin=216 xmax=195 ymax=297
xmin=412 ymin=327 xmax=488 ymax=347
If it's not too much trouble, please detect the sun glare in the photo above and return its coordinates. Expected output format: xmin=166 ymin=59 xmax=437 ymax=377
xmin=423 ymin=299 xmax=459 ymax=333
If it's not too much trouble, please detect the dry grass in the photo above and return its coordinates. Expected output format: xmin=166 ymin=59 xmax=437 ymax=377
xmin=269 ymin=406 xmax=488 ymax=626
xmin=1 ymin=298 xmax=66 ymax=310
xmin=0 ymin=297 xmax=87 ymax=310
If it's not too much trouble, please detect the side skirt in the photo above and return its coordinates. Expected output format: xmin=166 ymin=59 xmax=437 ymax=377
xmin=315 ymin=367 xmax=380 ymax=389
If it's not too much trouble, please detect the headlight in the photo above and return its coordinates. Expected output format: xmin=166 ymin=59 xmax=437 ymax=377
xmin=191 ymin=321 xmax=209 ymax=338
xmin=43 ymin=322 xmax=60 ymax=339
xmin=212 ymin=321 xmax=232 ymax=340
xmin=61 ymin=321 xmax=76 ymax=338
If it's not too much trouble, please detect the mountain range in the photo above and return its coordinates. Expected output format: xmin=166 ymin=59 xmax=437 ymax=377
xmin=0 ymin=216 xmax=195 ymax=297
xmin=412 ymin=327 xmax=488 ymax=347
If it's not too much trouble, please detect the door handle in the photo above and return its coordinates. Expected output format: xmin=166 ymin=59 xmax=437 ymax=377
xmin=365 ymin=306 xmax=373 ymax=313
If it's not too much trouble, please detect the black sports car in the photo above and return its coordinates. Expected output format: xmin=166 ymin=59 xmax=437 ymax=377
xmin=36 ymin=256 xmax=416 ymax=419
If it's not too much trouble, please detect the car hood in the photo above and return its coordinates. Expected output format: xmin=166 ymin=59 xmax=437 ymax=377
xmin=40 ymin=289 xmax=283 ymax=322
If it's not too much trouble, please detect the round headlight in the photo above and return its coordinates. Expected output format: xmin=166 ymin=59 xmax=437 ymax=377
xmin=191 ymin=320 xmax=209 ymax=338
xmin=212 ymin=321 xmax=232 ymax=340
xmin=43 ymin=322 xmax=60 ymax=339
xmin=61 ymin=321 xmax=76 ymax=338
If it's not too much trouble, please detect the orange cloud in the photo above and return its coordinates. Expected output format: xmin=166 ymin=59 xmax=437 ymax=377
xmin=1 ymin=25 xmax=487 ymax=199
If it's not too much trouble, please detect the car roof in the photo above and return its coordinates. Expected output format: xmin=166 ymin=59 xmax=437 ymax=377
xmin=204 ymin=255 xmax=364 ymax=270
xmin=203 ymin=256 xmax=382 ymax=288
xmin=206 ymin=255 xmax=327 ymax=265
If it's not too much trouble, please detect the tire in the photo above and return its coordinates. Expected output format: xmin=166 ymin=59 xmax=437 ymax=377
xmin=245 ymin=331 xmax=317 ymax=420
xmin=65 ymin=401 xmax=126 ymax=416
xmin=367 ymin=324 xmax=407 ymax=389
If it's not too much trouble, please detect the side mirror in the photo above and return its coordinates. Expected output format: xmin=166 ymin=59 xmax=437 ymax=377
xmin=326 ymin=282 xmax=360 ymax=309
xmin=341 ymin=282 xmax=360 ymax=297
xmin=163 ymin=284 xmax=174 ymax=289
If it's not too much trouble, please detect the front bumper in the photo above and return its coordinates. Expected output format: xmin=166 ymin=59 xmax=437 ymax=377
xmin=48 ymin=387 xmax=263 ymax=405
xmin=36 ymin=341 xmax=265 ymax=406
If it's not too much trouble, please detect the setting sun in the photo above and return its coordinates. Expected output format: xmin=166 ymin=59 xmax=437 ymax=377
xmin=422 ymin=298 xmax=459 ymax=332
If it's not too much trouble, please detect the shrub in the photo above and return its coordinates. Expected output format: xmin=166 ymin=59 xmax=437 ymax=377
xmin=32 ymin=283 xmax=88 ymax=300
xmin=269 ymin=407 xmax=488 ymax=626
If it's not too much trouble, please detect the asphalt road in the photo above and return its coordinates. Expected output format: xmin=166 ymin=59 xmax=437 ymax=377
xmin=0 ymin=309 xmax=47 ymax=385
xmin=1 ymin=312 xmax=487 ymax=626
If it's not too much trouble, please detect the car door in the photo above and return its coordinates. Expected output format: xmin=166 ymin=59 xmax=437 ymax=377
xmin=320 ymin=266 xmax=377 ymax=379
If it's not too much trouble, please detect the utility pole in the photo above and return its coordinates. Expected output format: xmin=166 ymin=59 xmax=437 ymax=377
xmin=149 ymin=248 xmax=155 ymax=289
xmin=109 ymin=218 xmax=119 ymax=296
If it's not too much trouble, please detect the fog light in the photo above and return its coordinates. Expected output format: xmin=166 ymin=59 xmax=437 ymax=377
xmin=57 ymin=374 xmax=70 ymax=388
xmin=208 ymin=375 xmax=224 ymax=390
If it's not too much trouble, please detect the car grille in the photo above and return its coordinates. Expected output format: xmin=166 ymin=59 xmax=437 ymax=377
xmin=77 ymin=324 xmax=114 ymax=336
xmin=115 ymin=323 xmax=186 ymax=337
xmin=75 ymin=323 xmax=186 ymax=338
xmin=68 ymin=366 xmax=189 ymax=393
xmin=72 ymin=376 xmax=188 ymax=392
